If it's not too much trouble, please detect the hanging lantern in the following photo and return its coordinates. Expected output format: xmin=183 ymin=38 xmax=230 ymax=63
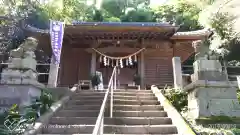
xmin=129 ymin=56 xmax=133 ymax=65
xmin=134 ymin=55 xmax=137 ymax=62
xmin=99 ymin=55 xmax=102 ymax=62
xmin=103 ymin=56 xmax=107 ymax=66
xmin=120 ymin=59 xmax=123 ymax=68
xmin=116 ymin=59 xmax=119 ymax=67
xmin=107 ymin=58 xmax=110 ymax=66
xmin=111 ymin=59 xmax=114 ymax=67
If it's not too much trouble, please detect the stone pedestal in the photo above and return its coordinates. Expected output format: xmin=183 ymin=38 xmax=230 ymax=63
xmin=0 ymin=85 xmax=42 ymax=113
xmin=185 ymin=59 xmax=240 ymax=119
xmin=0 ymin=37 xmax=43 ymax=112
xmin=191 ymin=60 xmax=227 ymax=81
xmin=1 ymin=48 xmax=38 ymax=85
xmin=185 ymin=80 xmax=240 ymax=119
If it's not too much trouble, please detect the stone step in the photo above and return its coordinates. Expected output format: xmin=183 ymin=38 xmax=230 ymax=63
xmin=113 ymin=99 xmax=159 ymax=105
xmin=70 ymin=95 xmax=157 ymax=100
xmin=113 ymin=110 xmax=167 ymax=117
xmin=114 ymin=92 xmax=155 ymax=96
xmin=114 ymin=95 xmax=157 ymax=100
xmin=105 ymin=125 xmax=178 ymax=134
xmin=66 ymin=100 xmax=104 ymax=105
xmin=114 ymin=91 xmax=153 ymax=94
xmin=113 ymin=105 xmax=164 ymax=111
xmin=55 ymin=110 xmax=106 ymax=117
xmin=42 ymin=124 xmax=177 ymax=134
xmin=67 ymin=99 xmax=159 ymax=105
xmin=50 ymin=117 xmax=172 ymax=125
xmin=55 ymin=110 xmax=167 ymax=117
xmin=70 ymin=95 xmax=105 ymax=100
xmin=42 ymin=124 xmax=94 ymax=134
xmin=63 ymin=104 xmax=103 ymax=110
xmin=75 ymin=91 xmax=154 ymax=96
xmin=63 ymin=104 xmax=163 ymax=111
xmin=77 ymin=90 xmax=153 ymax=93
xmin=37 ymin=134 xmax=178 ymax=135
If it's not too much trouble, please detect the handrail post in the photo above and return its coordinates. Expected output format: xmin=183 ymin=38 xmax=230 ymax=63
xmin=93 ymin=66 xmax=116 ymax=135
xmin=100 ymin=117 xmax=104 ymax=135
xmin=110 ymin=79 xmax=113 ymax=118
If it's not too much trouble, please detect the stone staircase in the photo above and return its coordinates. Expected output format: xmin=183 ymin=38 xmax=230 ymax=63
xmin=38 ymin=89 xmax=178 ymax=135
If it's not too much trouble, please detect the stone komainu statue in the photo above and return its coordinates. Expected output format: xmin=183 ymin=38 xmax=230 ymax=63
xmin=9 ymin=37 xmax=38 ymax=59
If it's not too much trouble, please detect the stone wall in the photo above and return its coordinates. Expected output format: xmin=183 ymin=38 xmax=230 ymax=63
xmin=0 ymin=85 xmax=41 ymax=113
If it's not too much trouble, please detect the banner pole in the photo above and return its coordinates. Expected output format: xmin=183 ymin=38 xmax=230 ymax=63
xmin=47 ymin=20 xmax=65 ymax=87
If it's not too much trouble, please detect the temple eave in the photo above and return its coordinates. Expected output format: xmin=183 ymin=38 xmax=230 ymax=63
xmin=23 ymin=24 xmax=213 ymax=41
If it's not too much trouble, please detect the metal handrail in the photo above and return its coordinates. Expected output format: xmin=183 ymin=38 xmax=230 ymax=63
xmin=92 ymin=66 xmax=117 ymax=135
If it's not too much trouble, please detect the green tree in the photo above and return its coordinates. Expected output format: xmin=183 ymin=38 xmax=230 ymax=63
xmin=121 ymin=8 xmax=154 ymax=22
xmin=102 ymin=0 xmax=150 ymax=18
xmin=197 ymin=0 xmax=240 ymax=61
xmin=153 ymin=0 xmax=202 ymax=31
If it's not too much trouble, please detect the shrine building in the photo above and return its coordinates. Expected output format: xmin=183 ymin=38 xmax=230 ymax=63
xmin=24 ymin=22 xmax=212 ymax=88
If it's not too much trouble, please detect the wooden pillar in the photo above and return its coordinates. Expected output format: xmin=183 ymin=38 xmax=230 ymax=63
xmin=137 ymin=55 xmax=141 ymax=75
xmin=140 ymin=51 xmax=145 ymax=89
xmin=91 ymin=52 xmax=96 ymax=75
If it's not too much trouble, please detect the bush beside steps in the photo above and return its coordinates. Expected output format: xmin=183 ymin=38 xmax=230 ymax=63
xmin=161 ymin=86 xmax=240 ymax=135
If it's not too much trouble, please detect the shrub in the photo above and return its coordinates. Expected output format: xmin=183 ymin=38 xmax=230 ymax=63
xmin=237 ymin=89 xmax=240 ymax=102
xmin=231 ymin=128 xmax=240 ymax=135
xmin=162 ymin=87 xmax=188 ymax=112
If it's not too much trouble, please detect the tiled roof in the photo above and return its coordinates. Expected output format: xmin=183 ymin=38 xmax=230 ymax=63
xmin=24 ymin=24 xmax=49 ymax=33
xmin=71 ymin=21 xmax=177 ymax=27
xmin=172 ymin=28 xmax=213 ymax=38
xmin=24 ymin=24 xmax=213 ymax=39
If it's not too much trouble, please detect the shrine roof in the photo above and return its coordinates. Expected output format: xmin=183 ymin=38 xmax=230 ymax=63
xmin=72 ymin=21 xmax=175 ymax=27
xmin=171 ymin=28 xmax=213 ymax=40
xmin=23 ymin=22 xmax=213 ymax=40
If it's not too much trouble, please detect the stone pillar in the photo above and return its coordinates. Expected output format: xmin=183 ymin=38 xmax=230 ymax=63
xmin=192 ymin=40 xmax=209 ymax=60
xmin=91 ymin=52 xmax=96 ymax=75
xmin=184 ymin=40 xmax=240 ymax=119
xmin=48 ymin=57 xmax=59 ymax=87
xmin=140 ymin=52 xmax=145 ymax=89
xmin=172 ymin=57 xmax=183 ymax=90
xmin=237 ymin=76 xmax=240 ymax=89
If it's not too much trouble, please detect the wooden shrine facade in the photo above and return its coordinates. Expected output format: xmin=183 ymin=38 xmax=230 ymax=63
xmin=25 ymin=22 xmax=212 ymax=88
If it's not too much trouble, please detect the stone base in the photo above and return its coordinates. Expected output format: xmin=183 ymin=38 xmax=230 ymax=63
xmin=193 ymin=60 xmax=222 ymax=72
xmin=1 ymin=69 xmax=40 ymax=86
xmin=192 ymin=60 xmax=227 ymax=81
xmin=8 ymin=57 xmax=37 ymax=70
xmin=0 ymin=85 xmax=42 ymax=113
xmin=185 ymin=80 xmax=240 ymax=119
xmin=192 ymin=71 xmax=227 ymax=81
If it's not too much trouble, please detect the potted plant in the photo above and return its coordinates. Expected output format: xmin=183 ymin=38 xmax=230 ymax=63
xmin=133 ymin=74 xmax=141 ymax=90
xmin=91 ymin=73 xmax=101 ymax=90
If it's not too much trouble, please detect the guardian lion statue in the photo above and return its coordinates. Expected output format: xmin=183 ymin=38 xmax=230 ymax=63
xmin=10 ymin=37 xmax=38 ymax=58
